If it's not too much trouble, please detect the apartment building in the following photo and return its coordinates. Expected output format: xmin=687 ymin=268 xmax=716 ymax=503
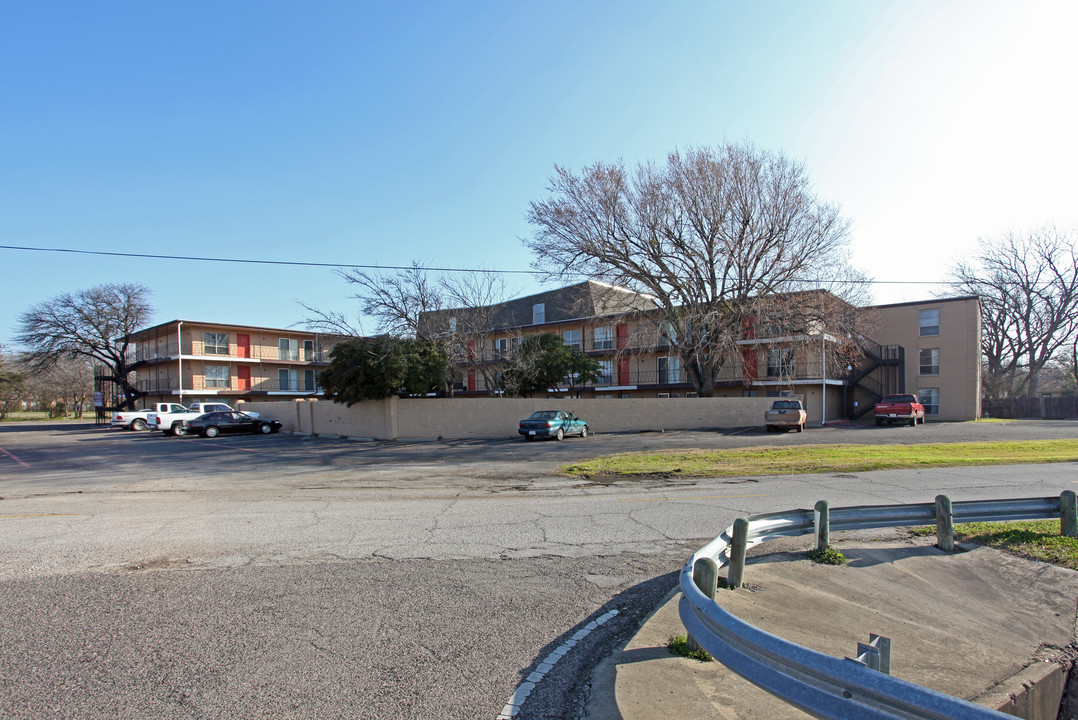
xmin=873 ymin=297 xmax=982 ymax=421
xmin=420 ymin=282 xmax=983 ymax=422
xmin=122 ymin=320 xmax=335 ymax=406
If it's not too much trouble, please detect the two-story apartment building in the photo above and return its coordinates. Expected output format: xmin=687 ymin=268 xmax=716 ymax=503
xmin=420 ymin=282 xmax=983 ymax=423
xmin=122 ymin=320 xmax=337 ymax=406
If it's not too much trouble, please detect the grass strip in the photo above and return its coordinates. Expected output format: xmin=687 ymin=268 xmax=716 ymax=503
xmin=912 ymin=520 xmax=1078 ymax=571
xmin=561 ymin=439 xmax=1078 ymax=479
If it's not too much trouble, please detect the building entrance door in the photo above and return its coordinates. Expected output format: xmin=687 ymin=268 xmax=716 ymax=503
xmin=237 ymin=334 xmax=251 ymax=358
xmin=237 ymin=366 xmax=251 ymax=391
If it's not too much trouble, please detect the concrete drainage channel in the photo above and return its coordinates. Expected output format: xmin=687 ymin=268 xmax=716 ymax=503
xmin=496 ymin=609 xmax=620 ymax=719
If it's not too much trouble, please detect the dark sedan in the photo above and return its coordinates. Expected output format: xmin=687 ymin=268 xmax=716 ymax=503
xmin=182 ymin=411 xmax=282 ymax=438
xmin=518 ymin=410 xmax=589 ymax=441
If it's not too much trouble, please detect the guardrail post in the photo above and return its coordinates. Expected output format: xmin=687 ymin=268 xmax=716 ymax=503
xmin=728 ymin=518 xmax=749 ymax=589
xmin=688 ymin=557 xmax=719 ymax=652
xmin=814 ymin=500 xmax=830 ymax=551
xmin=1061 ymin=490 xmax=1078 ymax=538
xmin=935 ymin=494 xmax=954 ymax=552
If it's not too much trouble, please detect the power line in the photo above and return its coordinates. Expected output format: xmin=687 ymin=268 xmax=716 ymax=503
xmin=0 ymin=243 xmax=960 ymax=285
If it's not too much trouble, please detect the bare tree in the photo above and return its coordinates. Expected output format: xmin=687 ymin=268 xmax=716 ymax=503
xmin=949 ymin=227 xmax=1078 ymax=400
xmin=304 ymin=262 xmax=520 ymax=397
xmin=15 ymin=283 xmax=152 ymax=410
xmin=17 ymin=355 xmax=95 ymax=418
xmin=525 ymin=143 xmax=867 ymax=396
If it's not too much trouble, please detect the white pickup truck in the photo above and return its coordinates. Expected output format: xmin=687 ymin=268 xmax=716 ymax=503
xmin=149 ymin=402 xmax=259 ymax=436
xmin=112 ymin=403 xmax=191 ymax=431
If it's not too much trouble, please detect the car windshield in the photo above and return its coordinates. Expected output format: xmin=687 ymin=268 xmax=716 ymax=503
xmin=528 ymin=411 xmax=558 ymax=420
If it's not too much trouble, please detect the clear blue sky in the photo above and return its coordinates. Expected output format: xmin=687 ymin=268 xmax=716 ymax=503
xmin=2 ymin=1 xmax=1076 ymax=348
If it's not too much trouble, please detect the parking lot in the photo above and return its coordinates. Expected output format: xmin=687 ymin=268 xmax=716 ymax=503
xmin=4 ymin=418 xmax=1078 ymax=719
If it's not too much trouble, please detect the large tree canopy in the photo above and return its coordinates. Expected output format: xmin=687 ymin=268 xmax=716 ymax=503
xmin=499 ymin=333 xmax=603 ymax=398
xmin=319 ymin=336 xmax=450 ymax=405
xmin=525 ymin=143 xmax=866 ymax=396
xmin=15 ymin=283 xmax=152 ymax=410
xmin=949 ymin=227 xmax=1078 ymax=400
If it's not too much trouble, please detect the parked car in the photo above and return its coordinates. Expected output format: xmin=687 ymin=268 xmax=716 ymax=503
xmin=764 ymin=399 xmax=807 ymax=432
xmin=150 ymin=402 xmax=258 ymax=436
xmin=182 ymin=411 xmax=282 ymax=438
xmin=518 ymin=410 xmax=589 ymax=441
xmin=874 ymin=394 xmax=926 ymax=426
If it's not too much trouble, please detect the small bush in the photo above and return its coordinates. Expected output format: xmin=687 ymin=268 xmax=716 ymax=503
xmin=807 ymin=545 xmax=846 ymax=565
xmin=668 ymin=634 xmax=713 ymax=661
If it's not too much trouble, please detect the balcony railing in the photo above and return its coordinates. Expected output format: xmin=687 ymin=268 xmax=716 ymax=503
xmin=135 ymin=344 xmax=329 ymax=364
xmin=135 ymin=378 xmax=321 ymax=394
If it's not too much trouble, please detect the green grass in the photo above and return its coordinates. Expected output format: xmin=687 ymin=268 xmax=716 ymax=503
xmin=912 ymin=520 xmax=1078 ymax=571
xmin=807 ymin=546 xmax=847 ymax=565
xmin=561 ymin=439 xmax=1078 ymax=479
xmin=668 ymin=634 xmax=713 ymax=661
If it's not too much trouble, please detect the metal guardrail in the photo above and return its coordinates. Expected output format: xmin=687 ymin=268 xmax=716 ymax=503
xmin=679 ymin=494 xmax=1077 ymax=720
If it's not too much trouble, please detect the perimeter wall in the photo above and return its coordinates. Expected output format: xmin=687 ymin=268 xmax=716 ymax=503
xmin=241 ymin=396 xmax=779 ymax=440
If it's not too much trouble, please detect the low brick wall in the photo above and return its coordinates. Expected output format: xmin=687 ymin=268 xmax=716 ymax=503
xmin=242 ymin=396 xmax=778 ymax=440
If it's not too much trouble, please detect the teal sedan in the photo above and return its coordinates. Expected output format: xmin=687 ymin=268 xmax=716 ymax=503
xmin=518 ymin=410 xmax=589 ymax=441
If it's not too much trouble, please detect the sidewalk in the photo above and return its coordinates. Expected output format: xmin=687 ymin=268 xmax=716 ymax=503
xmin=582 ymin=530 xmax=1078 ymax=719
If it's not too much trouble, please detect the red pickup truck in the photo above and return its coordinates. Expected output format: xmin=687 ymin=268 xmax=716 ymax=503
xmin=874 ymin=394 xmax=926 ymax=426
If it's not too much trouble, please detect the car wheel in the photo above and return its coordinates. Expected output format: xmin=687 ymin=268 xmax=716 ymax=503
xmin=204 ymin=426 xmax=219 ymax=438
xmin=259 ymin=423 xmax=272 ymax=434
xmin=132 ymin=419 xmax=147 ymax=431
xmin=174 ymin=424 xmax=188 ymax=436
xmin=797 ymin=423 xmax=803 ymax=432
xmin=909 ymin=418 xmax=916 ymax=427
xmin=555 ymin=428 xmax=564 ymax=441
xmin=580 ymin=425 xmax=588 ymax=438
xmin=524 ymin=435 xmax=534 ymax=441
xmin=875 ymin=418 xmax=883 ymax=426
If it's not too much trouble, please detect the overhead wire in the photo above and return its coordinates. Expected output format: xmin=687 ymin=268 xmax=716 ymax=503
xmin=0 ymin=243 xmax=965 ymax=286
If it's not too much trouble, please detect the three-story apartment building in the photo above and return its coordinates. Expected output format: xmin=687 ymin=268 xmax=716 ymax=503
xmin=419 ymin=281 xmax=982 ymax=423
xmin=122 ymin=320 xmax=336 ymax=406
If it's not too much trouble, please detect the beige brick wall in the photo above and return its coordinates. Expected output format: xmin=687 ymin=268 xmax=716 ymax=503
xmin=242 ymin=396 xmax=777 ymax=440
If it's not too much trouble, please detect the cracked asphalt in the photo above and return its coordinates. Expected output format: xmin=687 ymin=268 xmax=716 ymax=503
xmin=2 ymin=419 xmax=1078 ymax=718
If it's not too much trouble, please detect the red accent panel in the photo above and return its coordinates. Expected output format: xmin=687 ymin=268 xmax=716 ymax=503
xmin=741 ymin=348 xmax=758 ymax=383
xmin=237 ymin=333 xmax=251 ymax=358
xmin=468 ymin=369 xmax=476 ymax=392
xmin=237 ymin=366 xmax=251 ymax=391
xmin=616 ymin=323 xmax=628 ymax=350
xmin=618 ymin=358 xmax=630 ymax=385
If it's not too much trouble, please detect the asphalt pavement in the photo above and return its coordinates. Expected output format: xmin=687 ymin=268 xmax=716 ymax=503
xmin=4 ymin=419 xmax=1078 ymax=719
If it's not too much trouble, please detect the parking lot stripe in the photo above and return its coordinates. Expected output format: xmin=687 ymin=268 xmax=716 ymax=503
xmin=0 ymin=447 xmax=30 ymax=468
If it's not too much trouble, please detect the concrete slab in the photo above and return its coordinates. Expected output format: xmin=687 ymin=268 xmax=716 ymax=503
xmin=582 ymin=530 xmax=1078 ymax=720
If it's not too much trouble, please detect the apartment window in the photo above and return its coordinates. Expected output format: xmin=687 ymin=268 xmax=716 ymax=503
xmin=597 ymin=360 xmax=613 ymax=384
xmin=659 ymin=321 xmax=677 ymax=348
xmin=279 ymin=338 xmax=299 ymax=361
xmin=920 ymin=387 xmax=940 ymax=415
xmin=532 ymin=303 xmax=545 ymax=324
xmin=449 ymin=317 xmax=457 ymax=333
xmin=658 ymin=356 xmax=680 ymax=384
xmin=492 ymin=337 xmax=509 ymax=358
xmin=919 ymin=348 xmax=940 ymax=375
xmin=919 ymin=309 xmax=940 ymax=336
xmin=303 ymin=339 xmax=315 ymax=361
xmin=593 ymin=326 xmax=613 ymax=350
xmin=562 ymin=329 xmax=581 ymax=350
xmin=304 ymin=369 xmax=318 ymax=392
xmin=205 ymin=365 xmax=230 ymax=388
xmin=204 ymin=332 xmax=229 ymax=356
xmin=279 ymin=368 xmax=299 ymax=392
xmin=767 ymin=348 xmax=795 ymax=377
